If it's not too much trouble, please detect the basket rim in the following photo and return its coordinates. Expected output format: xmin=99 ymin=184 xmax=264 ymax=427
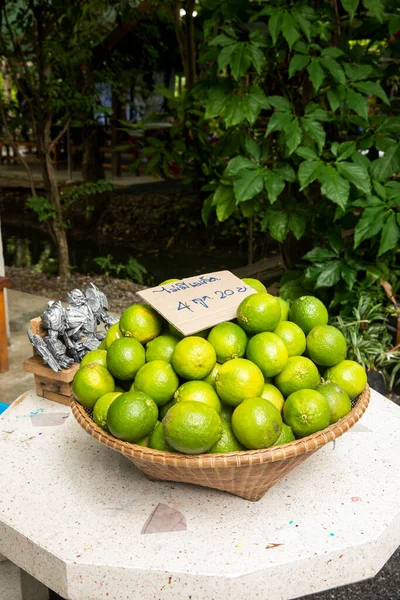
xmin=71 ymin=385 xmax=370 ymax=468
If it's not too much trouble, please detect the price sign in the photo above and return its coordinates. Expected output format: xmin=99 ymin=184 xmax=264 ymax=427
xmin=137 ymin=270 xmax=257 ymax=336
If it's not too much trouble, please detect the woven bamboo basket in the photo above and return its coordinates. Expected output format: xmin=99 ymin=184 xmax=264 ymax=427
xmin=71 ymin=385 xmax=370 ymax=501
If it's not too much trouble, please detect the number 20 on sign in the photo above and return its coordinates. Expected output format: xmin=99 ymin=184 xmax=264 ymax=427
xmin=137 ymin=270 xmax=257 ymax=336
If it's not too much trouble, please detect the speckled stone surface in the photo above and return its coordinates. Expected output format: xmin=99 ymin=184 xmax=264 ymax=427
xmin=0 ymin=389 xmax=399 ymax=600
xmin=0 ymin=560 xmax=22 ymax=600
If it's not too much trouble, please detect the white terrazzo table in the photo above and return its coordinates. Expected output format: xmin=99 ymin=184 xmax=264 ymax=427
xmin=0 ymin=389 xmax=399 ymax=600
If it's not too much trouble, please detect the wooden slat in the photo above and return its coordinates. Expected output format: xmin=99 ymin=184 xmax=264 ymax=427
xmin=0 ymin=288 xmax=8 ymax=373
xmin=35 ymin=383 xmax=72 ymax=406
xmin=232 ymin=255 xmax=284 ymax=282
xmin=23 ymin=355 xmax=79 ymax=382
xmin=35 ymin=377 xmax=73 ymax=396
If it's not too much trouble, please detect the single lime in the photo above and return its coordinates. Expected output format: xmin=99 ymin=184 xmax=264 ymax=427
xmin=93 ymin=392 xmax=122 ymax=430
xmin=175 ymin=380 xmax=221 ymax=413
xmin=274 ymin=321 xmax=306 ymax=357
xmin=172 ymin=336 xmax=216 ymax=380
xmin=246 ymin=332 xmax=288 ymax=377
xmin=106 ymin=337 xmax=145 ymax=380
xmin=105 ymin=322 xmax=122 ymax=349
xmin=208 ymin=421 xmax=245 ymax=453
xmin=148 ymin=421 xmax=175 ymax=452
xmin=216 ymin=358 xmax=264 ymax=407
xmin=290 ymin=296 xmax=329 ymax=335
xmin=261 ymin=383 xmax=285 ymax=413
xmin=72 ymin=364 xmax=115 ymax=409
xmin=207 ymin=322 xmax=248 ymax=362
xmin=145 ymin=334 xmax=180 ymax=363
xmin=237 ymin=293 xmax=281 ymax=334
xmin=80 ymin=349 xmax=107 ymax=369
xmin=324 ymin=360 xmax=367 ymax=399
xmin=106 ymin=391 xmax=158 ymax=443
xmin=163 ymin=401 xmax=222 ymax=454
xmin=315 ymin=382 xmax=352 ymax=423
xmin=306 ymin=325 xmax=347 ymax=367
xmin=242 ymin=278 xmax=267 ymax=293
xmin=134 ymin=360 xmax=179 ymax=406
xmin=283 ymin=389 xmax=331 ymax=437
xmin=273 ymin=423 xmax=295 ymax=445
xmin=275 ymin=356 xmax=321 ymax=398
xmin=232 ymin=397 xmax=282 ymax=449
xmin=120 ymin=303 xmax=163 ymax=344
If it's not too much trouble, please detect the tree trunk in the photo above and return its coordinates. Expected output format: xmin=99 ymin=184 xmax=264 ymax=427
xmin=36 ymin=121 xmax=70 ymax=277
xmin=185 ymin=0 xmax=197 ymax=88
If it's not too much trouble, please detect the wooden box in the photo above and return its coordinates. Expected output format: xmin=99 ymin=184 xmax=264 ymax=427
xmin=23 ymin=317 xmax=79 ymax=406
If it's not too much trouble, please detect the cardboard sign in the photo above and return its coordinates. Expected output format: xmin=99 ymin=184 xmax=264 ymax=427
xmin=137 ymin=270 xmax=257 ymax=336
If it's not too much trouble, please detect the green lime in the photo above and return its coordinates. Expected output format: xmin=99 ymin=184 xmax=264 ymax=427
xmin=146 ymin=334 xmax=180 ymax=363
xmin=163 ymin=401 xmax=222 ymax=454
xmin=159 ymin=398 xmax=177 ymax=420
xmin=232 ymin=397 xmax=282 ymax=449
xmin=168 ymin=324 xmax=209 ymax=339
xmin=137 ymin=434 xmax=150 ymax=447
xmin=278 ymin=297 xmax=290 ymax=322
xmin=106 ymin=391 xmax=158 ymax=443
xmin=114 ymin=386 xmax=124 ymax=393
xmin=134 ymin=360 xmax=179 ymax=406
xmin=80 ymin=349 xmax=107 ymax=369
xmin=216 ymin=358 xmax=264 ymax=407
xmin=159 ymin=278 xmax=181 ymax=285
xmin=72 ymin=364 xmax=115 ymax=409
xmin=120 ymin=303 xmax=163 ymax=344
xmin=148 ymin=421 xmax=175 ymax=452
xmin=315 ymin=382 xmax=352 ymax=424
xmin=261 ymin=383 xmax=285 ymax=413
xmin=306 ymin=325 xmax=347 ymax=367
xmin=172 ymin=336 xmax=216 ymax=380
xmin=93 ymin=392 xmax=122 ymax=430
xmin=237 ymin=293 xmax=281 ymax=334
xmin=274 ymin=356 xmax=321 ymax=397
xmin=208 ymin=421 xmax=245 ymax=453
xmin=283 ymin=389 xmax=331 ymax=437
xmin=242 ymin=278 xmax=267 ymax=293
xmin=273 ymin=423 xmax=295 ymax=445
xmin=220 ymin=404 xmax=234 ymax=422
xmin=202 ymin=363 xmax=221 ymax=389
xmin=106 ymin=337 xmax=145 ymax=380
xmin=105 ymin=322 xmax=122 ymax=349
xmin=207 ymin=322 xmax=248 ymax=363
xmin=246 ymin=332 xmax=288 ymax=377
xmin=175 ymin=381 xmax=221 ymax=413
xmin=274 ymin=321 xmax=306 ymax=357
xmin=290 ymin=296 xmax=329 ymax=335
xmin=324 ymin=360 xmax=367 ymax=399
xmin=98 ymin=339 xmax=107 ymax=350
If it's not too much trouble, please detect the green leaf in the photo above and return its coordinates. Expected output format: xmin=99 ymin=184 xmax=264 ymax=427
xmin=268 ymin=96 xmax=292 ymax=112
xmin=233 ymin=168 xmax=265 ymax=203
xmin=354 ymin=81 xmax=390 ymax=105
xmin=282 ymin=12 xmax=300 ymax=49
xmin=242 ymin=86 xmax=271 ymax=124
xmin=315 ymin=261 xmax=342 ymax=288
xmin=307 ymin=59 xmax=325 ymax=91
xmin=218 ymin=44 xmax=236 ymax=70
xmin=353 ymin=206 xmax=387 ymax=247
xmin=225 ymin=156 xmax=256 ymax=177
xmin=389 ymin=15 xmax=400 ymax=35
xmin=362 ymin=0 xmax=384 ymax=21
xmin=320 ymin=58 xmax=346 ymax=84
xmin=247 ymin=44 xmax=265 ymax=74
xmin=276 ymin=165 xmax=296 ymax=182
xmin=370 ymin=144 xmax=400 ymax=181
xmin=327 ymin=88 xmax=341 ymax=111
xmin=268 ymin=12 xmax=283 ymax=46
xmin=336 ymin=162 xmax=371 ymax=193
xmin=240 ymin=198 xmax=260 ymax=217
xmin=289 ymin=54 xmax=310 ymax=78
xmin=292 ymin=9 xmax=312 ymax=41
xmin=302 ymin=119 xmax=326 ymax=152
xmin=289 ymin=213 xmax=307 ymax=239
xmin=347 ymin=88 xmax=369 ymax=120
xmin=303 ymin=247 xmax=336 ymax=261
xmin=341 ymin=0 xmax=359 ymax=20
xmin=245 ymin=138 xmax=261 ymax=161
xmin=213 ymin=186 xmax=236 ymax=222
xmin=296 ymin=146 xmax=318 ymax=160
xmin=266 ymin=112 xmax=292 ymax=136
xmin=336 ymin=141 xmax=357 ymax=161
xmin=305 ymin=105 xmax=330 ymax=121
xmin=202 ymin=194 xmax=215 ymax=225
xmin=205 ymin=84 xmax=232 ymax=119
xmin=269 ymin=211 xmax=289 ymax=241
xmin=210 ymin=33 xmax=237 ymax=47
xmin=223 ymin=96 xmax=246 ymax=127
xmin=284 ymin=118 xmax=302 ymax=155
xmin=318 ymin=164 xmax=350 ymax=210
xmin=378 ymin=213 xmax=400 ymax=256
xmin=341 ymin=265 xmax=358 ymax=290
xmin=230 ymin=43 xmax=253 ymax=80
xmin=265 ymin=170 xmax=285 ymax=203
xmin=344 ymin=64 xmax=373 ymax=81
xmin=321 ymin=47 xmax=345 ymax=58
xmin=298 ymin=160 xmax=322 ymax=189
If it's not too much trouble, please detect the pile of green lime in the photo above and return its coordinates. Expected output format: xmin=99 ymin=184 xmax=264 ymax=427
xmin=73 ymin=282 xmax=367 ymax=455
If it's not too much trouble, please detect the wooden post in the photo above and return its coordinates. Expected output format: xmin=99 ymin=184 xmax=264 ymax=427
xmin=0 ymin=277 xmax=11 ymax=373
